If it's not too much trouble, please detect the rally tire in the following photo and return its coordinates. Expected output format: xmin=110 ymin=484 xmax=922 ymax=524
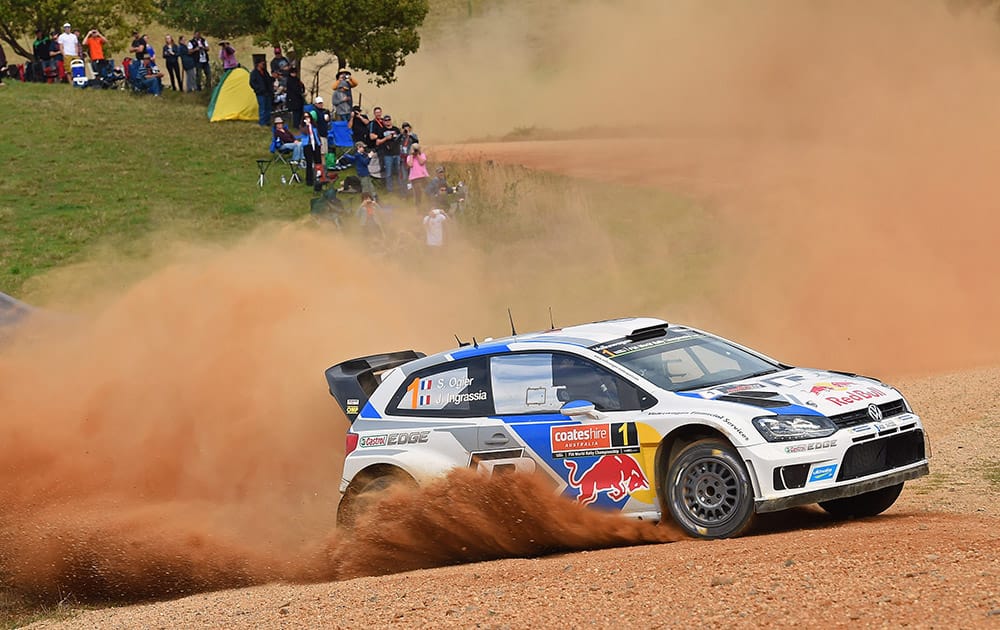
xmin=818 ymin=482 xmax=904 ymax=519
xmin=337 ymin=467 xmax=415 ymax=529
xmin=665 ymin=438 xmax=756 ymax=539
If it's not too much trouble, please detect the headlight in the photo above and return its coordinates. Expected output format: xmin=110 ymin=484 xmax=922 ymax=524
xmin=752 ymin=414 xmax=837 ymax=442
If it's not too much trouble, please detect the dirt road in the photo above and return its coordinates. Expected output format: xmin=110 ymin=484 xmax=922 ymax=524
xmin=31 ymin=367 xmax=999 ymax=628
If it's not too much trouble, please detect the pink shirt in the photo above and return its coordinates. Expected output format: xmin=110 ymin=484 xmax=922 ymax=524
xmin=407 ymin=153 xmax=429 ymax=180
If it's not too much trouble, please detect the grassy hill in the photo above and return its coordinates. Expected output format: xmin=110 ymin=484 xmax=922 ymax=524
xmin=0 ymin=80 xmax=710 ymax=303
xmin=0 ymin=82 xmax=313 ymax=295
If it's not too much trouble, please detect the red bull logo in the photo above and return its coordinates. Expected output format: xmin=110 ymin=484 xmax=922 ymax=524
xmin=564 ymin=455 xmax=649 ymax=506
xmin=808 ymin=381 xmax=854 ymax=395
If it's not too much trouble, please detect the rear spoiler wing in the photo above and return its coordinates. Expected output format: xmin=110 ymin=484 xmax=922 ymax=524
xmin=325 ymin=350 xmax=425 ymax=423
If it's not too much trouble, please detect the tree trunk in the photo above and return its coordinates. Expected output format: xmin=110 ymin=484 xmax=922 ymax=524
xmin=0 ymin=23 xmax=32 ymax=60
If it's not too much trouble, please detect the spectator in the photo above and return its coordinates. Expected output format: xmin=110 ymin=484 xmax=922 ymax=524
xmin=330 ymin=69 xmax=357 ymax=121
xmin=249 ymin=58 xmax=274 ymax=126
xmin=375 ymin=114 xmax=402 ymax=193
xmin=399 ymin=122 xmax=419 ymax=184
xmin=82 ymin=29 xmax=109 ymax=76
xmin=313 ymin=96 xmax=331 ymax=162
xmin=350 ymin=106 xmax=371 ymax=147
xmin=162 ymin=35 xmax=181 ymax=91
xmin=367 ymin=106 xmax=386 ymax=146
xmin=423 ymin=207 xmax=448 ymax=249
xmin=49 ymin=31 xmax=65 ymax=82
xmin=0 ymin=42 xmax=6 ymax=86
xmin=33 ymin=30 xmax=53 ymax=81
xmin=301 ymin=111 xmax=323 ymax=187
xmin=219 ymin=40 xmax=238 ymax=71
xmin=191 ymin=31 xmax=210 ymax=90
xmin=179 ymin=36 xmax=196 ymax=92
xmin=273 ymin=117 xmax=304 ymax=163
xmin=426 ymin=166 xmax=448 ymax=197
xmin=407 ymin=143 xmax=430 ymax=209
xmin=342 ymin=141 xmax=376 ymax=197
xmin=57 ymin=23 xmax=80 ymax=69
xmin=129 ymin=31 xmax=144 ymax=60
xmin=135 ymin=54 xmax=163 ymax=96
xmin=358 ymin=192 xmax=386 ymax=239
xmin=270 ymin=47 xmax=290 ymax=86
xmin=143 ymin=34 xmax=155 ymax=61
xmin=286 ymin=66 xmax=305 ymax=129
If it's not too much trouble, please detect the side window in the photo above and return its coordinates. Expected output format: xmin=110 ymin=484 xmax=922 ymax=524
xmin=388 ymin=358 xmax=490 ymax=417
xmin=490 ymin=353 xmax=650 ymax=414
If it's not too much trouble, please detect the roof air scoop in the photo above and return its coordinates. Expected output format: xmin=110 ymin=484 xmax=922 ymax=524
xmin=626 ymin=323 xmax=669 ymax=342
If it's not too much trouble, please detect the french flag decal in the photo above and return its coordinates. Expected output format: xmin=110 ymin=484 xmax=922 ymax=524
xmin=419 ymin=378 xmax=433 ymax=405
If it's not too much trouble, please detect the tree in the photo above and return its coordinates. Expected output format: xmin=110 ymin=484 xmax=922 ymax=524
xmin=0 ymin=0 xmax=156 ymax=60
xmin=156 ymin=0 xmax=269 ymax=41
xmin=155 ymin=0 xmax=429 ymax=85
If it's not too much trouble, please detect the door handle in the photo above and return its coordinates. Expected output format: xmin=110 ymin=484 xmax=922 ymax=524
xmin=484 ymin=433 xmax=509 ymax=446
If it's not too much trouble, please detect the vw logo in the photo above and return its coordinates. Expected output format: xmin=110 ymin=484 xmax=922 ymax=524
xmin=867 ymin=403 xmax=883 ymax=421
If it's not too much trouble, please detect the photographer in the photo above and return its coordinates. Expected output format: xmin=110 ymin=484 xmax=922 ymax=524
xmin=190 ymin=31 xmax=209 ymax=90
xmin=330 ymin=69 xmax=357 ymax=121
xmin=219 ymin=40 xmax=238 ymax=71
xmin=350 ymin=106 xmax=370 ymax=147
xmin=82 ymin=29 xmax=108 ymax=76
xmin=374 ymin=114 xmax=402 ymax=193
xmin=406 ymin=143 xmax=429 ymax=210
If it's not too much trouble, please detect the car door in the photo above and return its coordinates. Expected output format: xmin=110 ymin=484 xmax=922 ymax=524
xmin=484 ymin=351 xmax=657 ymax=513
xmin=382 ymin=357 xmax=496 ymax=474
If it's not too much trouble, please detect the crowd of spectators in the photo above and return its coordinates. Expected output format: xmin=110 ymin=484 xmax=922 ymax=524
xmin=9 ymin=23 xmax=231 ymax=93
xmin=2 ymin=28 xmax=462 ymax=248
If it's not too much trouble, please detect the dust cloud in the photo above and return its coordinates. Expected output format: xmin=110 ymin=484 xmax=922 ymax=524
xmin=328 ymin=468 xmax=683 ymax=580
xmin=367 ymin=0 xmax=1000 ymax=376
xmin=0 ymin=222 xmax=679 ymax=604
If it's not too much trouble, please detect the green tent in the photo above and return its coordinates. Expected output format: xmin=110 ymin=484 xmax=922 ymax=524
xmin=206 ymin=67 xmax=258 ymax=122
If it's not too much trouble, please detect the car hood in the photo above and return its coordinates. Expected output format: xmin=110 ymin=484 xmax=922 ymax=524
xmin=688 ymin=368 xmax=900 ymax=417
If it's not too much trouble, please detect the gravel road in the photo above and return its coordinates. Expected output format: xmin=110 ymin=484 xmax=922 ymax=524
xmin=31 ymin=366 xmax=999 ymax=629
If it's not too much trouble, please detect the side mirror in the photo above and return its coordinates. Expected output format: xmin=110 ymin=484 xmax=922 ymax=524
xmin=560 ymin=400 xmax=596 ymax=418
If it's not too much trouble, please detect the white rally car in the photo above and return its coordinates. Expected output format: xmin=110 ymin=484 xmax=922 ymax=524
xmin=326 ymin=318 xmax=929 ymax=538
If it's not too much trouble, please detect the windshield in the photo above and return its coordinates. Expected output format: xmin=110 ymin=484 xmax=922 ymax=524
xmin=591 ymin=329 xmax=781 ymax=392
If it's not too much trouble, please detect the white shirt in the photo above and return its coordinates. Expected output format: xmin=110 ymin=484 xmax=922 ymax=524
xmin=423 ymin=211 xmax=448 ymax=247
xmin=58 ymin=32 xmax=79 ymax=57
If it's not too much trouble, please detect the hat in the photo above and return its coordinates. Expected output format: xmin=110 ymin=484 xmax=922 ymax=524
xmin=63 ymin=23 xmax=71 ymax=28
xmin=314 ymin=96 xmax=323 ymax=103
xmin=436 ymin=166 xmax=445 ymax=173
xmin=383 ymin=114 xmax=392 ymax=121
xmin=274 ymin=46 xmax=282 ymax=53
xmin=402 ymin=121 xmax=411 ymax=128
xmin=274 ymin=116 xmax=284 ymax=123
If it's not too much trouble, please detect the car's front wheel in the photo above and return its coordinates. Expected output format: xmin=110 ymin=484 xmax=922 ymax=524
xmin=665 ymin=438 xmax=756 ymax=539
xmin=818 ymin=482 xmax=904 ymax=518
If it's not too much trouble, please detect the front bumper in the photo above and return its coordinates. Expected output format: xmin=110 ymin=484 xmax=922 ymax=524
xmin=754 ymin=461 xmax=928 ymax=513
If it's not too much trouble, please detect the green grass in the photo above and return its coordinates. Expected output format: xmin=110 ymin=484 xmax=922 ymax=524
xmin=0 ymin=82 xmax=328 ymax=295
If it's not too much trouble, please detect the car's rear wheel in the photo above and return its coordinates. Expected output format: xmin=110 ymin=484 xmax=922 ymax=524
xmin=818 ymin=482 xmax=904 ymax=518
xmin=665 ymin=438 xmax=756 ymax=539
xmin=337 ymin=467 xmax=415 ymax=529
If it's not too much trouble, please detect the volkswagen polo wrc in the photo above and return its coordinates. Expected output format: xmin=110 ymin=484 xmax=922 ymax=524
xmin=326 ymin=317 xmax=929 ymax=538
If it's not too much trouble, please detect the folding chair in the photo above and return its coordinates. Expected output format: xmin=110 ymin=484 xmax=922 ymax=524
xmin=256 ymin=158 xmax=271 ymax=188
xmin=268 ymin=136 xmax=302 ymax=184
